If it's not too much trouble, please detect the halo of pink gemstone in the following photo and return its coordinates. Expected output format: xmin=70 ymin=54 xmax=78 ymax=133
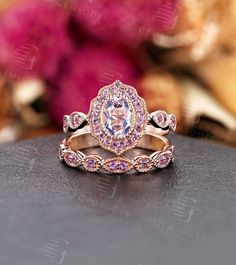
xmin=88 ymin=80 xmax=148 ymax=155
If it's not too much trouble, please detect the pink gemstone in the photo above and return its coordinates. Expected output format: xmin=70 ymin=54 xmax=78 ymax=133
xmin=131 ymin=133 xmax=138 ymax=141
xmin=153 ymin=111 xmax=169 ymax=128
xmin=64 ymin=151 xmax=81 ymax=167
xmin=127 ymin=139 xmax=133 ymax=146
xmin=87 ymin=159 xmax=96 ymax=169
xmin=111 ymin=141 xmax=118 ymax=149
xmin=70 ymin=113 xmax=82 ymax=128
xmin=104 ymin=138 xmax=111 ymax=146
xmin=95 ymin=126 xmax=100 ymax=133
xmin=136 ymin=125 xmax=142 ymax=133
xmin=84 ymin=155 xmax=102 ymax=172
xmin=140 ymin=159 xmax=150 ymax=169
xmin=104 ymin=158 xmax=132 ymax=173
xmin=100 ymin=132 xmax=105 ymax=139
xmin=108 ymin=160 xmax=116 ymax=171
xmin=164 ymin=145 xmax=174 ymax=153
xmin=93 ymin=117 xmax=99 ymax=125
xmin=156 ymin=151 xmax=172 ymax=168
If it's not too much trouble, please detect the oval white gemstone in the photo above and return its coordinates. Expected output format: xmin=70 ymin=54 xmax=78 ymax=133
xmin=103 ymin=99 xmax=133 ymax=137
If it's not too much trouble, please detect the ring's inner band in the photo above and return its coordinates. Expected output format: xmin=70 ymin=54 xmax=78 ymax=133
xmin=65 ymin=125 xmax=170 ymax=152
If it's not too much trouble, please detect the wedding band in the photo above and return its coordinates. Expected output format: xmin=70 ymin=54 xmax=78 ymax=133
xmin=59 ymin=127 xmax=174 ymax=173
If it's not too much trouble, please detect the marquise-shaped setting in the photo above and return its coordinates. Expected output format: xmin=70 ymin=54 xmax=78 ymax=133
xmin=151 ymin=111 xmax=177 ymax=131
xmin=83 ymin=155 xmax=103 ymax=172
xmin=63 ymin=150 xmax=83 ymax=167
xmin=151 ymin=150 xmax=173 ymax=168
xmin=88 ymin=80 xmax=149 ymax=155
xmin=151 ymin=110 xmax=169 ymax=128
xmin=70 ymin=112 xmax=87 ymax=129
xmin=133 ymin=155 xmax=153 ymax=173
xmin=63 ymin=112 xmax=87 ymax=132
xmin=103 ymin=157 xmax=133 ymax=173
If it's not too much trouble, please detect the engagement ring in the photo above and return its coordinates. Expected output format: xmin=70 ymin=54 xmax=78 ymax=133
xmin=59 ymin=80 xmax=176 ymax=173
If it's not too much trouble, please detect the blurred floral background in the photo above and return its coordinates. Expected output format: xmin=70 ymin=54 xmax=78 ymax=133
xmin=0 ymin=0 xmax=235 ymax=146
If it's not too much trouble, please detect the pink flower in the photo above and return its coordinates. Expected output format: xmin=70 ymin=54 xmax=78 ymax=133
xmin=47 ymin=44 xmax=140 ymax=126
xmin=71 ymin=0 xmax=180 ymax=45
xmin=0 ymin=0 xmax=71 ymax=79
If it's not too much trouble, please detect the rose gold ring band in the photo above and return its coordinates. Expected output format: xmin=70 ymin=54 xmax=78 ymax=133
xmin=59 ymin=126 xmax=174 ymax=173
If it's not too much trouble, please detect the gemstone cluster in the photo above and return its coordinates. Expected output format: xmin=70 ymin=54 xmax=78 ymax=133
xmin=88 ymin=80 xmax=148 ymax=155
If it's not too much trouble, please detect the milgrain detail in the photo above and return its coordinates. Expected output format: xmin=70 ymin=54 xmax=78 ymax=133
xmin=59 ymin=144 xmax=174 ymax=173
